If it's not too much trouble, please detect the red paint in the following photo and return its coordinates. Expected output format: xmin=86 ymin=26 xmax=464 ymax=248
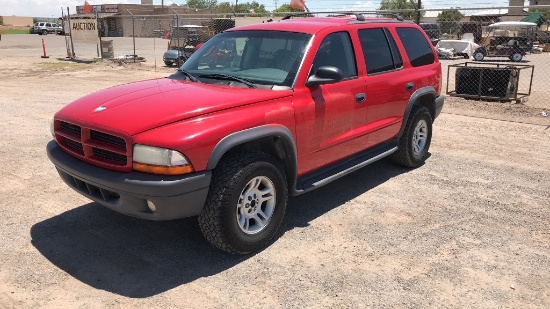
xmin=53 ymin=17 xmax=442 ymax=177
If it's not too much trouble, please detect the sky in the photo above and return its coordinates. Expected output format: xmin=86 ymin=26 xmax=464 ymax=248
xmin=0 ymin=0 xmax=526 ymax=19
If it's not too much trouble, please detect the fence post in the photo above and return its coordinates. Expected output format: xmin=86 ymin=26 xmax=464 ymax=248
xmin=415 ymin=0 xmax=422 ymax=24
xmin=170 ymin=7 xmax=180 ymax=66
xmin=126 ymin=10 xmax=136 ymax=63
xmin=67 ymin=6 xmax=75 ymax=58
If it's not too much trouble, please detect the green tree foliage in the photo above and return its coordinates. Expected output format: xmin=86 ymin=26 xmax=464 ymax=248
xmin=186 ymin=0 xmax=218 ymax=9
xmin=378 ymin=0 xmax=422 ymax=20
xmin=217 ymin=2 xmax=234 ymax=13
xmin=437 ymin=10 xmax=464 ymax=35
xmin=274 ymin=4 xmax=304 ymax=13
xmin=216 ymin=1 xmax=267 ymax=14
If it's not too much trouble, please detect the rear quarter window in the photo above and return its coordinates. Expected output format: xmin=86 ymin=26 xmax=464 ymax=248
xmin=395 ymin=27 xmax=435 ymax=67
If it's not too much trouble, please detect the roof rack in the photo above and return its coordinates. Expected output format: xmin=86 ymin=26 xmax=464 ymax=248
xmin=350 ymin=12 xmax=405 ymax=22
xmin=281 ymin=11 xmax=405 ymax=22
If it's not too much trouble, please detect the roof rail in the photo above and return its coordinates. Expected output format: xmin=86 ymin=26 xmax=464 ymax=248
xmin=348 ymin=12 xmax=405 ymax=22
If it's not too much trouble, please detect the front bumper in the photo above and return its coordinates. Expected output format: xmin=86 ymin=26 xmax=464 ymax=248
xmin=47 ymin=140 xmax=211 ymax=220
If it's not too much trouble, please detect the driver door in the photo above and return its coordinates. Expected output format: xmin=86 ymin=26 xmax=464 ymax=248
xmin=293 ymin=31 xmax=370 ymax=174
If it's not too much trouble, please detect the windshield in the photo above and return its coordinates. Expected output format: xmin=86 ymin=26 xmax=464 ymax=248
xmin=173 ymin=30 xmax=312 ymax=89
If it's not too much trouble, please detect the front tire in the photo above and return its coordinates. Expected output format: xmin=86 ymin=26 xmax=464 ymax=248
xmin=198 ymin=152 xmax=288 ymax=254
xmin=473 ymin=52 xmax=484 ymax=61
xmin=391 ymin=106 xmax=433 ymax=167
xmin=42 ymin=30 xmax=48 ymax=35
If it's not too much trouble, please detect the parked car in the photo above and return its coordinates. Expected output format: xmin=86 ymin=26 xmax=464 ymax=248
xmin=34 ymin=22 xmax=63 ymax=35
xmin=47 ymin=13 xmax=444 ymax=254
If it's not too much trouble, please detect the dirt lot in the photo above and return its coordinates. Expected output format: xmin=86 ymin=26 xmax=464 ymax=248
xmin=0 ymin=34 xmax=549 ymax=308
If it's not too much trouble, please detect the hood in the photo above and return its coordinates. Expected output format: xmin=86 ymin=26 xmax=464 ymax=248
xmin=55 ymin=78 xmax=292 ymax=136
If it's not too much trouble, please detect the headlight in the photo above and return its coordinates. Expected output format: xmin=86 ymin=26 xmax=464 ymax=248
xmin=133 ymin=144 xmax=194 ymax=175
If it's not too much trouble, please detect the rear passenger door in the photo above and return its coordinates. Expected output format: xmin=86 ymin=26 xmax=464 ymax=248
xmin=358 ymin=27 xmax=410 ymax=147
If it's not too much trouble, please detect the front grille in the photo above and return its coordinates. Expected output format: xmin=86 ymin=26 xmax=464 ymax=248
xmin=91 ymin=130 xmax=126 ymax=148
xmin=93 ymin=148 xmax=127 ymax=163
xmin=60 ymin=121 xmax=81 ymax=136
xmin=62 ymin=137 xmax=84 ymax=154
xmin=54 ymin=119 xmax=131 ymax=171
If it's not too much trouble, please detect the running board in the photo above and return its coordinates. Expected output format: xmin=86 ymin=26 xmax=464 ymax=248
xmin=294 ymin=140 xmax=398 ymax=195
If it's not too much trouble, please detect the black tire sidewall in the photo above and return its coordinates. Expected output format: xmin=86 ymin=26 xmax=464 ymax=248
xmin=406 ymin=108 xmax=432 ymax=164
xmin=221 ymin=160 xmax=287 ymax=253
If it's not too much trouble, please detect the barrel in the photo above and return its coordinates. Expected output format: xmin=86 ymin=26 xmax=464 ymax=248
xmin=100 ymin=40 xmax=114 ymax=59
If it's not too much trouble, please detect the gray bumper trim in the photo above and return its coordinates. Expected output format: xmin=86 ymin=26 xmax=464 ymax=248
xmin=47 ymin=140 xmax=211 ymax=220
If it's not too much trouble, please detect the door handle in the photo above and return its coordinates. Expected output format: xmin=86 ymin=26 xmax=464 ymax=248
xmin=355 ymin=93 xmax=366 ymax=103
xmin=405 ymin=82 xmax=414 ymax=91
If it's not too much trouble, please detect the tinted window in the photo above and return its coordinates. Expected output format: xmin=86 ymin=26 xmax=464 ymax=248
xmin=358 ymin=28 xmax=403 ymax=75
xmin=311 ymin=32 xmax=357 ymax=79
xmin=396 ymin=27 xmax=435 ymax=67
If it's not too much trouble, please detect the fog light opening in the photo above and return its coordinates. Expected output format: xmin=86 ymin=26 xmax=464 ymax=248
xmin=146 ymin=200 xmax=157 ymax=212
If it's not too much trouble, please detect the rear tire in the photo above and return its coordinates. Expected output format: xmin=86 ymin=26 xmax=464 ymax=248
xmin=198 ymin=152 xmax=288 ymax=254
xmin=510 ymin=53 xmax=523 ymax=62
xmin=391 ymin=106 xmax=433 ymax=168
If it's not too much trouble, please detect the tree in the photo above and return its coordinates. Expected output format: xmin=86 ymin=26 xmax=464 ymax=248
xmin=217 ymin=1 xmax=234 ymax=14
xmin=186 ymin=0 xmax=218 ymax=9
xmin=274 ymin=4 xmax=304 ymax=13
xmin=378 ymin=0 xmax=422 ymax=20
xmin=437 ymin=10 xmax=464 ymax=35
xmin=217 ymin=1 xmax=267 ymax=14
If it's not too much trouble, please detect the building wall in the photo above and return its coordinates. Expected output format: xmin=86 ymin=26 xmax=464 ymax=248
xmin=509 ymin=0 xmax=525 ymax=15
xmin=0 ymin=16 xmax=33 ymax=26
xmin=530 ymin=0 xmax=550 ymax=6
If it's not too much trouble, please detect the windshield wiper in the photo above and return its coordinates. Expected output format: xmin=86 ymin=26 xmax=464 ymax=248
xmin=199 ymin=74 xmax=257 ymax=89
xmin=177 ymin=69 xmax=200 ymax=83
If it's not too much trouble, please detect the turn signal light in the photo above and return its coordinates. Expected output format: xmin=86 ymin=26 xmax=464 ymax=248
xmin=133 ymin=162 xmax=194 ymax=175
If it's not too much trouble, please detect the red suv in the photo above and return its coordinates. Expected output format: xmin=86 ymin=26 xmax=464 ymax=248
xmin=47 ymin=14 xmax=444 ymax=254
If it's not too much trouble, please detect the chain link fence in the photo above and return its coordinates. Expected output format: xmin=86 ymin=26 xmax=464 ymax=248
xmin=88 ymin=5 xmax=550 ymax=110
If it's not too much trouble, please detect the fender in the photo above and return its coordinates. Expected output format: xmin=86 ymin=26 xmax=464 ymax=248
xmin=207 ymin=125 xmax=298 ymax=184
xmin=398 ymin=86 xmax=436 ymax=139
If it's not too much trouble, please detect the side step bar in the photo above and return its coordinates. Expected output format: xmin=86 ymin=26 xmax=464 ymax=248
xmin=294 ymin=140 xmax=398 ymax=195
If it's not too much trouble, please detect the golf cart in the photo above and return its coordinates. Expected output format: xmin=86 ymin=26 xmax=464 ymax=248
xmin=472 ymin=21 xmax=537 ymax=62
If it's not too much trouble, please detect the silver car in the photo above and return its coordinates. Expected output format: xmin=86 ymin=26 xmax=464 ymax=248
xmin=34 ymin=22 xmax=63 ymax=35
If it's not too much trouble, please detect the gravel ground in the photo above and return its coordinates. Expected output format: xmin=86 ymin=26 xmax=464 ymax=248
xmin=0 ymin=34 xmax=549 ymax=308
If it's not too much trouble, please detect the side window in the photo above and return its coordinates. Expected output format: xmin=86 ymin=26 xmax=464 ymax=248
xmin=395 ymin=27 xmax=435 ymax=67
xmin=358 ymin=28 xmax=403 ymax=75
xmin=46 ymin=23 xmax=51 ymax=27
xmin=311 ymin=32 xmax=357 ymax=79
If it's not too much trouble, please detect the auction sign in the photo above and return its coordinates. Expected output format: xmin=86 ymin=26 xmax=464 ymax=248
xmin=70 ymin=18 xmax=98 ymax=43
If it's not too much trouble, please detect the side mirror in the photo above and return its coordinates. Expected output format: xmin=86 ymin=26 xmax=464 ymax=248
xmin=306 ymin=66 xmax=344 ymax=87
